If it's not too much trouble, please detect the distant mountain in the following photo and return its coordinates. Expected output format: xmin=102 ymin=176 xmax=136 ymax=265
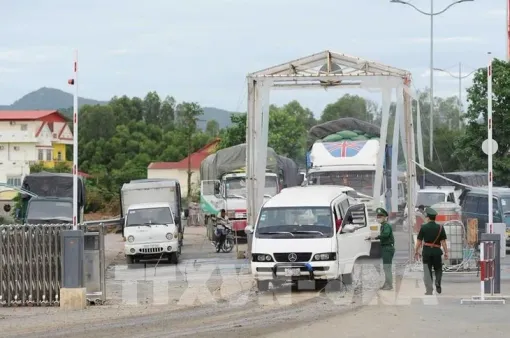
xmin=200 ymin=107 xmax=241 ymax=129
xmin=0 ymin=87 xmax=105 ymax=110
xmin=0 ymin=87 xmax=239 ymax=129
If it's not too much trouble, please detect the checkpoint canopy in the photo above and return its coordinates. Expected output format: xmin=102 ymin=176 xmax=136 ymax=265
xmin=245 ymin=50 xmax=420 ymax=229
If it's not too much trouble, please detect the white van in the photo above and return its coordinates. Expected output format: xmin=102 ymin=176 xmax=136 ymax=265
xmin=124 ymin=202 xmax=181 ymax=265
xmin=246 ymin=185 xmax=371 ymax=291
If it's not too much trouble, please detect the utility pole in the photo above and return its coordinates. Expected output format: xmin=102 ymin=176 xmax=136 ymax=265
xmin=391 ymin=0 xmax=474 ymax=160
xmin=433 ymin=64 xmax=476 ymax=130
xmin=68 ymin=50 xmax=79 ymax=230
xmin=458 ymin=62 xmax=462 ymax=129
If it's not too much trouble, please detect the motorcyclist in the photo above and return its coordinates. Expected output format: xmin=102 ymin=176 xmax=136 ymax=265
xmin=215 ymin=209 xmax=230 ymax=252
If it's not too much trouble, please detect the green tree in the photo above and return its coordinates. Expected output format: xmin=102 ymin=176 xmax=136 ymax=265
xmin=205 ymin=119 xmax=220 ymax=137
xmin=320 ymin=94 xmax=372 ymax=122
xmin=454 ymin=59 xmax=510 ymax=184
xmin=218 ymin=105 xmax=307 ymax=162
xmin=176 ymin=102 xmax=204 ymax=199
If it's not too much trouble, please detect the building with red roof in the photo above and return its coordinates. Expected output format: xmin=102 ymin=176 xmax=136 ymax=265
xmin=147 ymin=138 xmax=220 ymax=197
xmin=0 ymin=110 xmax=79 ymax=187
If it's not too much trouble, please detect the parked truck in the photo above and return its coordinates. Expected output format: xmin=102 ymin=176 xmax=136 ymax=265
xmin=17 ymin=172 xmax=86 ymax=224
xmin=305 ymin=118 xmax=405 ymax=257
xmin=200 ymin=143 xmax=299 ymax=237
xmin=120 ymin=179 xmax=183 ymax=248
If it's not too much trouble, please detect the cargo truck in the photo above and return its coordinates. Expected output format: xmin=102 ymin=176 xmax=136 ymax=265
xmin=200 ymin=143 xmax=298 ymax=237
xmin=305 ymin=118 xmax=405 ymax=257
xmin=120 ymin=179 xmax=183 ymax=248
xmin=17 ymin=172 xmax=86 ymax=224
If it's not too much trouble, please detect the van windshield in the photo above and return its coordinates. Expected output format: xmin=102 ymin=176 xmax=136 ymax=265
xmin=416 ymin=192 xmax=445 ymax=207
xmin=255 ymin=207 xmax=333 ymax=238
xmin=126 ymin=207 xmax=173 ymax=226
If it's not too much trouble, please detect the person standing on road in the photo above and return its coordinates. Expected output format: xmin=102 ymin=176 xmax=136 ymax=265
xmin=371 ymin=208 xmax=395 ymax=290
xmin=414 ymin=207 xmax=448 ymax=295
xmin=215 ymin=209 xmax=229 ymax=252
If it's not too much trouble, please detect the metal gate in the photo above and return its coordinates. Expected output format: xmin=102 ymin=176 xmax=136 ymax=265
xmin=0 ymin=224 xmax=106 ymax=306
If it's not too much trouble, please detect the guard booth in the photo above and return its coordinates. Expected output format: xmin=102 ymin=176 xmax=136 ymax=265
xmin=83 ymin=226 xmax=106 ymax=304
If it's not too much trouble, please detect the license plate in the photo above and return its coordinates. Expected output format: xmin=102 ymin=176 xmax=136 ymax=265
xmin=284 ymin=268 xmax=300 ymax=277
xmin=370 ymin=226 xmax=378 ymax=231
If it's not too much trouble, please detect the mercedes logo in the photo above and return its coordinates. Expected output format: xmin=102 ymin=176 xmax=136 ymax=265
xmin=288 ymin=253 xmax=297 ymax=262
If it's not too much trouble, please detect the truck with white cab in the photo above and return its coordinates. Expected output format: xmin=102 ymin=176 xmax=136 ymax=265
xmin=124 ymin=202 xmax=180 ymax=264
xmin=305 ymin=118 xmax=404 ymax=257
xmin=200 ymin=143 xmax=298 ymax=237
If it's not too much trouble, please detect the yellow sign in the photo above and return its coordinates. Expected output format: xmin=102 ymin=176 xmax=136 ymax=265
xmin=467 ymin=218 xmax=478 ymax=246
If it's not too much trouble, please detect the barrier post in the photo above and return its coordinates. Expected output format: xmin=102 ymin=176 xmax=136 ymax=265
xmin=461 ymin=233 xmax=505 ymax=304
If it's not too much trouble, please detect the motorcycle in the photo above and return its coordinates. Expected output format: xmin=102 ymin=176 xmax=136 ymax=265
xmin=212 ymin=222 xmax=234 ymax=253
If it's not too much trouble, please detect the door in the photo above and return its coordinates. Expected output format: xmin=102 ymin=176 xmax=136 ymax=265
xmin=200 ymin=180 xmax=225 ymax=215
xmin=336 ymin=204 xmax=371 ymax=275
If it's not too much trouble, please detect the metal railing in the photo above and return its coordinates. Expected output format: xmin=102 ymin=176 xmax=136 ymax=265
xmin=0 ymin=223 xmax=106 ymax=307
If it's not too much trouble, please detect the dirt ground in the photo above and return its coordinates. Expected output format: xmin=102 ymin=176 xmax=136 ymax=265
xmin=2 ymin=226 xmax=509 ymax=337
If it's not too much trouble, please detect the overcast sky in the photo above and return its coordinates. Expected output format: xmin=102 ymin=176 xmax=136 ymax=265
xmin=0 ymin=0 xmax=505 ymax=116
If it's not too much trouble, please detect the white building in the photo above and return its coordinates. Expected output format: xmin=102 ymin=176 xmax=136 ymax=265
xmin=0 ymin=110 xmax=73 ymax=187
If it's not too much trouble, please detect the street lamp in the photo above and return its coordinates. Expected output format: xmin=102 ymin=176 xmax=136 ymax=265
xmin=433 ymin=63 xmax=477 ymax=129
xmin=390 ymin=0 xmax=474 ymax=162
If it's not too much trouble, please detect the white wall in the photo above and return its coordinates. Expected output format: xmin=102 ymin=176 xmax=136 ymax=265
xmin=0 ymin=143 xmax=37 ymax=162
xmin=147 ymin=168 xmax=200 ymax=198
xmin=0 ymin=162 xmax=29 ymax=186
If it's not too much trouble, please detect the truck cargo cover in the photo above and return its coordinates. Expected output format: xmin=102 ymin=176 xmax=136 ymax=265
xmin=200 ymin=143 xmax=279 ymax=181
xmin=21 ymin=172 xmax=86 ymax=205
xmin=307 ymin=118 xmax=381 ymax=150
xmin=420 ymin=171 xmax=488 ymax=189
xmin=277 ymin=155 xmax=299 ymax=187
xmin=121 ymin=180 xmax=178 ymax=216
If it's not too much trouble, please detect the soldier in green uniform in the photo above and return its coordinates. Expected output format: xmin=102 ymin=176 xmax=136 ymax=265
xmin=372 ymin=208 xmax=395 ymax=290
xmin=415 ymin=207 xmax=448 ymax=295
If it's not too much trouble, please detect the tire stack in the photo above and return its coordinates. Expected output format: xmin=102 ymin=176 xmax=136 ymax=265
xmin=320 ymin=130 xmax=379 ymax=142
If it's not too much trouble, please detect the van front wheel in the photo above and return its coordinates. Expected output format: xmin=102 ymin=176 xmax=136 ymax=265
xmin=256 ymin=280 xmax=270 ymax=292
xmin=342 ymin=273 xmax=353 ymax=285
xmin=168 ymin=252 xmax=179 ymax=264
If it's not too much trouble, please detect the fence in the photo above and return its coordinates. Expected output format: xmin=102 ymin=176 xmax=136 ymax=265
xmin=0 ymin=223 xmax=106 ymax=307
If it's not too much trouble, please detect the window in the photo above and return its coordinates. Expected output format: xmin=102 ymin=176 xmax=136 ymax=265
xmin=307 ymin=171 xmax=377 ymax=196
xmin=256 ymin=206 xmax=333 ymax=238
xmin=46 ymin=149 xmax=52 ymax=161
xmin=416 ymin=192 xmax=445 ymax=207
xmin=447 ymin=193 xmax=455 ymax=203
xmin=38 ymin=149 xmax=44 ymax=160
xmin=7 ymin=176 xmax=21 ymax=187
xmin=126 ymin=207 xmax=174 ymax=227
xmin=463 ymin=195 xmax=479 ymax=212
xmin=339 ymin=199 xmax=350 ymax=216
xmin=57 ymin=151 xmax=62 ymax=161
xmin=477 ymin=197 xmax=488 ymax=214
xmin=20 ymin=124 xmax=27 ymax=131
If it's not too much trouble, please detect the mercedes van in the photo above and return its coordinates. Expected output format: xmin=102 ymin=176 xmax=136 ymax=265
xmin=246 ymin=185 xmax=371 ymax=291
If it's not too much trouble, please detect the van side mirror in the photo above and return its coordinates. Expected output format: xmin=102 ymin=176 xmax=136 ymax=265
xmin=245 ymin=225 xmax=254 ymax=234
xmin=214 ymin=182 xmax=220 ymax=195
xmin=184 ymin=209 xmax=189 ymax=218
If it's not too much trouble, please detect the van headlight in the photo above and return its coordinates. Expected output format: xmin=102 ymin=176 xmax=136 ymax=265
xmin=127 ymin=236 xmax=135 ymax=243
xmin=166 ymin=233 xmax=173 ymax=240
xmin=312 ymin=253 xmax=336 ymax=261
xmin=252 ymin=254 xmax=273 ymax=262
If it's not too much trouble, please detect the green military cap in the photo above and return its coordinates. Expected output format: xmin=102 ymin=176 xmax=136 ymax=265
xmin=425 ymin=207 xmax=437 ymax=217
xmin=376 ymin=208 xmax=388 ymax=217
